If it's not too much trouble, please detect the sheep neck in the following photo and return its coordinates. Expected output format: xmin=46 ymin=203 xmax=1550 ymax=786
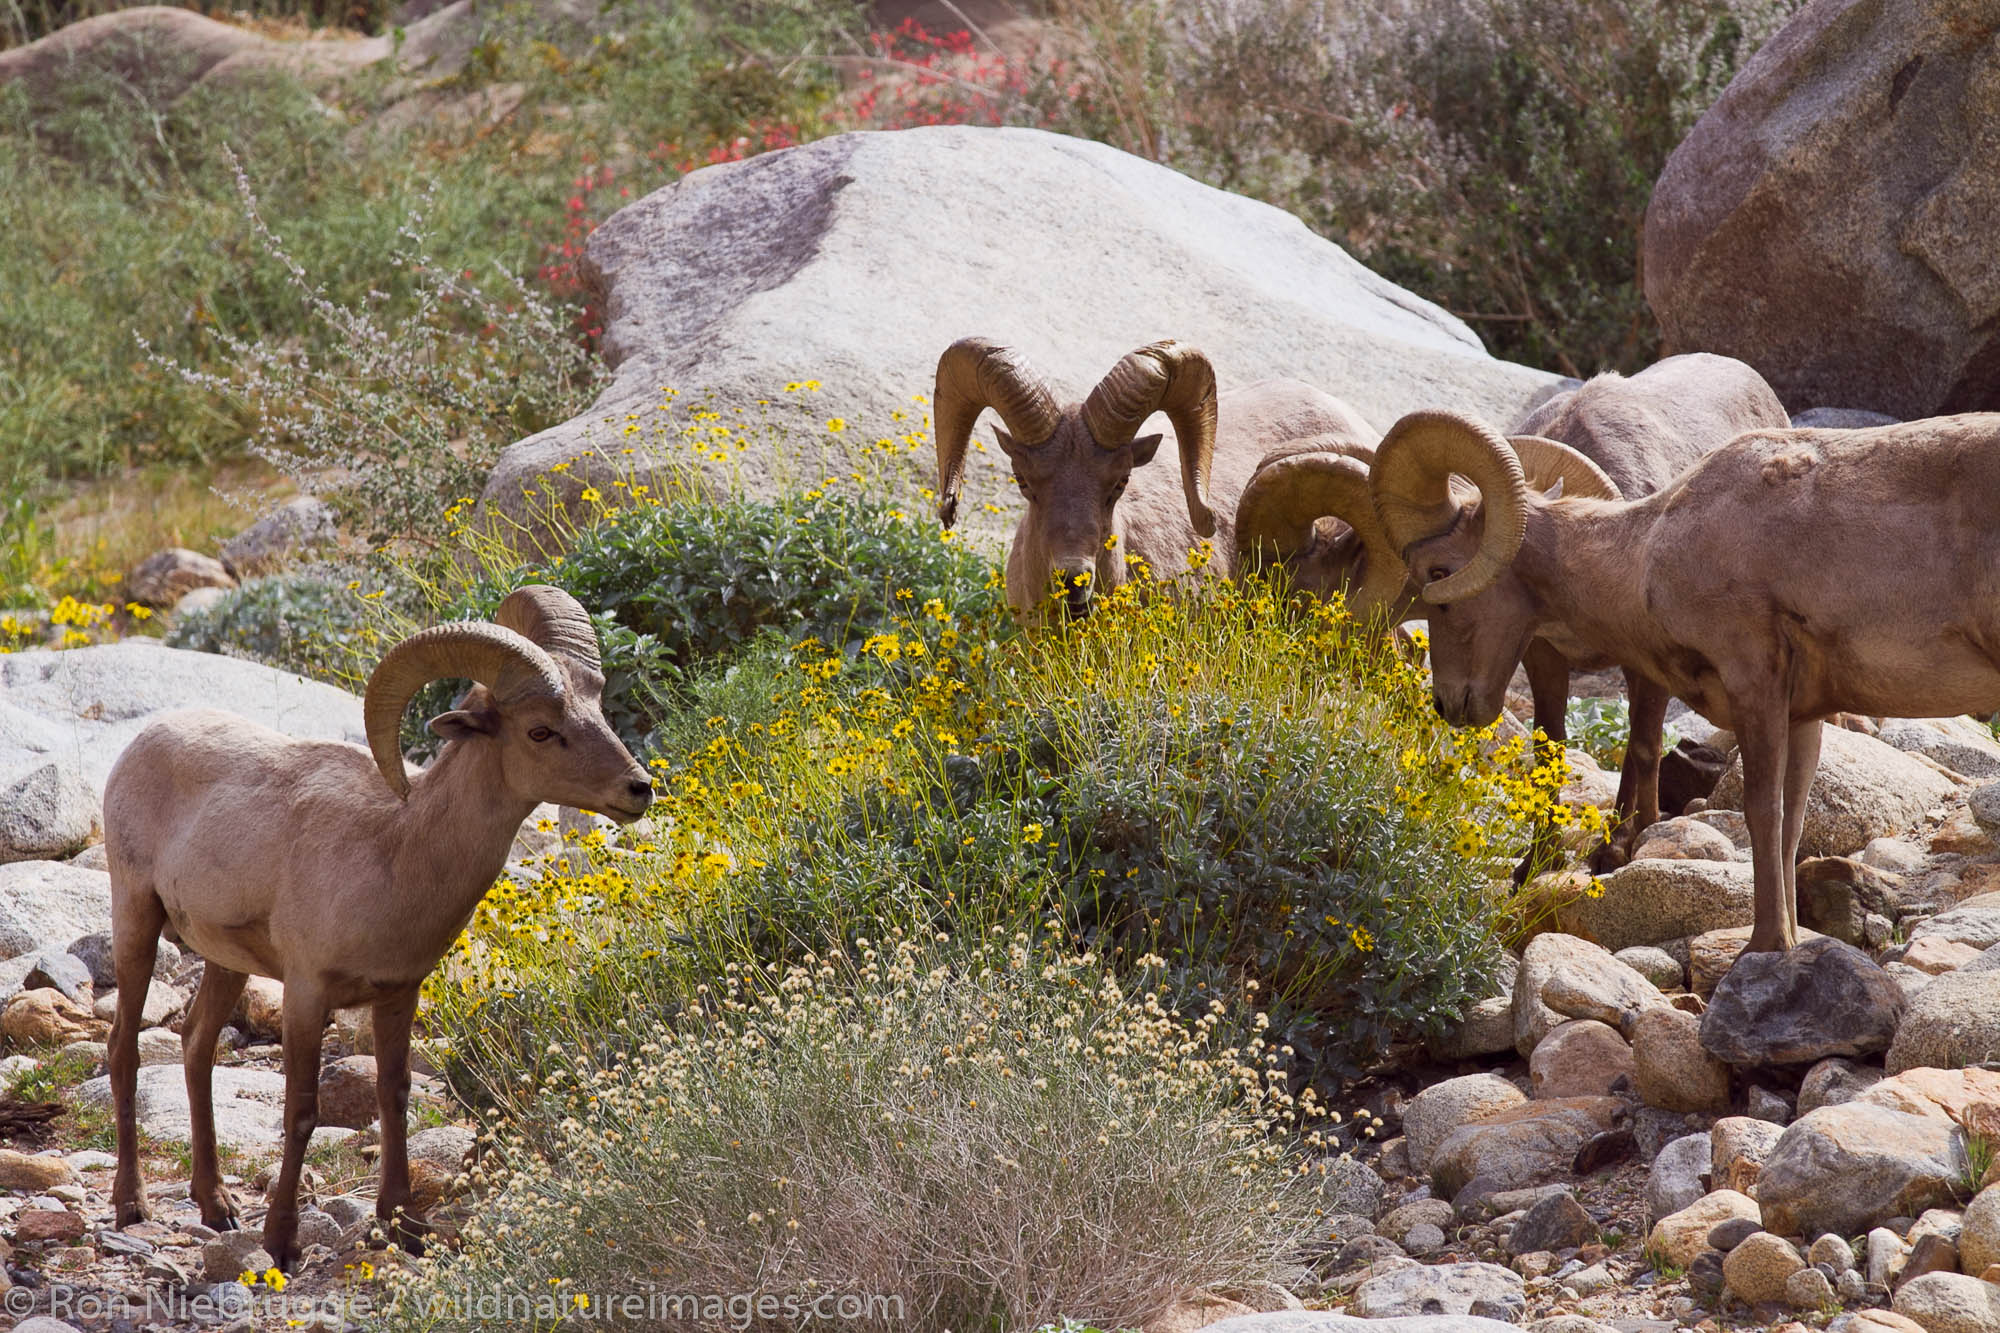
xmin=391 ymin=738 xmax=539 ymax=953
xmin=1512 ymin=498 xmax=1660 ymax=669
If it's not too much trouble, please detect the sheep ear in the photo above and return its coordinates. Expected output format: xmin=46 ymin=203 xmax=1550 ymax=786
xmin=428 ymin=708 xmax=497 ymax=741
xmin=1542 ymin=476 xmax=1566 ymax=501
xmin=993 ymin=426 xmax=1019 ymax=456
xmin=1129 ymin=432 xmax=1163 ymax=466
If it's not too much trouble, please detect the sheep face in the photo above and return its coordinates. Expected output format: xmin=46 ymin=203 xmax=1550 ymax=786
xmin=1403 ymin=504 xmax=1541 ymax=728
xmin=428 ymin=667 xmax=654 ymax=822
xmin=999 ymin=418 xmax=1162 ymax=619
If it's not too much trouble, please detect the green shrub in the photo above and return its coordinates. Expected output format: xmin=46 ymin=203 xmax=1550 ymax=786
xmin=163 ymin=570 xmax=387 ymax=688
xmin=381 ymin=931 xmax=1328 ymax=1333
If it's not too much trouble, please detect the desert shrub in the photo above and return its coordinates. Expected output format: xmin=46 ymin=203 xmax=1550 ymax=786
xmin=163 ymin=568 xmax=409 ymax=688
xmin=1033 ymin=0 xmax=1803 ymax=376
xmin=381 ymin=931 xmax=1329 ymax=1333
xmin=419 ymin=573 xmax=1582 ymax=1098
xmin=1564 ymin=694 xmax=1682 ymax=769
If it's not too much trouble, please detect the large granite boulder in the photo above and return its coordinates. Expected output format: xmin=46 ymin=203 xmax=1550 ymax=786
xmin=0 ymin=640 xmax=364 ymax=799
xmin=481 ymin=125 xmax=1557 ymax=542
xmin=1644 ymin=0 xmax=2000 ymax=418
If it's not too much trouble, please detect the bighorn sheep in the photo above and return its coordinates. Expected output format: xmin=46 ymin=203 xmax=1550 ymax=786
xmin=1366 ymin=407 xmax=2000 ymax=954
xmin=932 ymin=337 xmax=1377 ymax=621
xmin=103 ymin=586 xmax=654 ymax=1269
xmin=1238 ymin=354 xmax=1787 ymax=868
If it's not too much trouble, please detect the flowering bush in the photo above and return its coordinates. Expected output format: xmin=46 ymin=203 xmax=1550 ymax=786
xmin=381 ymin=930 xmax=1330 ymax=1333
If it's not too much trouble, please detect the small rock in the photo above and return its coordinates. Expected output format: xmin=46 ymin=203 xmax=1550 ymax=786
xmin=1516 ymin=933 xmax=1666 ymax=1054
xmin=1800 ymin=856 xmax=1908 ymax=946
xmin=136 ymin=1027 xmax=182 ymax=1065
xmin=1631 ymin=816 xmax=1744 ymax=863
xmin=1513 ymin=1249 xmax=1557 ymax=1278
xmin=1145 ymin=1293 xmax=1257 ymax=1332
xmin=1748 ymin=1085 xmax=1794 ymax=1124
xmin=1900 ymin=1232 xmax=1960 ymax=1285
xmin=22 ymin=949 xmax=93 ymax=1004
xmin=1349 ymin=1260 xmax=1527 ymax=1321
xmin=0 ymin=762 xmax=99 ymax=864
xmin=1316 ymin=1153 xmax=1387 ymax=1220
xmin=1788 ymin=1264 xmax=1838 ymax=1311
xmin=233 ymin=977 xmax=283 ymax=1040
xmin=316 ymin=1055 xmax=379 ymax=1130
xmin=1910 ymin=1206 xmax=1966 ymax=1248
xmin=13 ymin=1207 xmax=86 ymax=1243
xmin=1892 ymin=1271 xmax=2000 ymax=1332
xmin=1723 ymin=1231 xmax=1807 ymax=1305
xmin=91 ymin=982 xmax=186 ymax=1027
xmin=218 ymin=497 xmax=336 ymax=578
xmin=1904 ymin=937 xmax=1987 ymax=975
xmin=1646 ymin=1189 xmax=1762 ymax=1269
xmin=1530 ymin=1020 xmax=1636 ymax=1099
xmin=1962 ymin=1186 xmax=2000 ymax=1275
xmin=1800 ymin=1057 xmax=1887 ymax=1114
xmin=201 ymin=1229 xmax=272 ymax=1282
xmin=1709 ymin=1216 xmax=1764 ymax=1251
xmin=0 ymin=1149 xmax=78 ymax=1191
xmin=1811 ymin=1232 xmax=1860 ymax=1273
xmin=125 ymin=547 xmax=234 ymax=607
xmin=1614 ymin=945 xmax=1685 ymax=990
xmin=1 ymin=988 xmax=108 ymax=1045
xmin=1831 ymin=1313 xmax=1931 ymax=1333
xmin=1647 ymin=1132 xmax=1713 ymax=1223
xmin=1712 ymin=1115 xmax=1786 ymax=1194
xmin=320 ymin=1194 xmax=371 ymax=1229
xmin=1402 ymin=1221 xmax=1446 ymax=1255
xmin=68 ymin=932 xmax=179 ymax=988
xmin=98 ymin=1228 xmax=154 ymax=1257
xmin=1971 ymin=781 xmax=2000 ymax=834
xmin=1878 ymin=717 xmax=2000 ymax=781
xmin=1838 ymin=1267 xmax=1872 ymax=1303
xmin=1688 ymin=1248 xmax=1727 ymax=1297
xmin=1572 ymin=1127 xmax=1636 ymax=1174
xmin=1861 ymin=836 xmax=1931 ymax=874
xmin=1333 ymin=1233 xmax=1407 ymax=1271
xmin=1404 ymin=1073 xmax=1528 ymax=1175
xmin=1377 ymin=1197 xmax=1455 ymax=1248
xmin=1429 ymin=1096 xmax=1626 ymax=1198
xmin=1633 ymin=1005 xmax=1731 ymax=1113
xmin=1871 ymin=1226 xmax=1913 ymax=1288
xmin=1508 ymin=1191 xmax=1597 ymax=1256
xmin=1910 ymin=905 xmax=2000 ymax=952
xmin=1886 ymin=969 xmax=2000 ymax=1073
xmin=1700 ymin=936 xmax=1905 ymax=1065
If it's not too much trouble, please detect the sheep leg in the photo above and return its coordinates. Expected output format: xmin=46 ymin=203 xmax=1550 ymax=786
xmin=1780 ymin=719 xmax=1822 ymax=946
xmin=1513 ymin=639 xmax=1572 ymax=884
xmin=1736 ymin=707 xmax=1798 ymax=954
xmin=109 ymin=890 xmax=166 ymax=1228
xmin=1592 ymin=671 xmax=1671 ymax=872
xmin=182 ymin=962 xmax=249 ymax=1231
xmin=371 ymin=988 xmax=428 ymax=1255
xmin=263 ymin=983 xmax=330 ymax=1273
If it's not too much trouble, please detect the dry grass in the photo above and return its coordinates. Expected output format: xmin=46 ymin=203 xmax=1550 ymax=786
xmin=40 ymin=458 xmax=297 ymax=597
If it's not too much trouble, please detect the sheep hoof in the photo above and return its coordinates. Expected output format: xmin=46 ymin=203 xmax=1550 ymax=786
xmin=113 ymin=1200 xmax=148 ymax=1228
xmin=1586 ymin=840 xmax=1634 ymax=874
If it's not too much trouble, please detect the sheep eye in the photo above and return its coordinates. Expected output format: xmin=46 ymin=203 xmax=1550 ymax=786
xmin=1427 ymin=567 xmax=1450 ymax=583
xmin=529 ymin=726 xmax=556 ymax=743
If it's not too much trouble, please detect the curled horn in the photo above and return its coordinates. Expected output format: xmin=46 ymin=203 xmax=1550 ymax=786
xmin=1508 ymin=435 xmax=1623 ymax=502
xmin=1081 ymin=341 xmax=1219 ymax=537
xmin=1235 ymin=441 xmax=1411 ymax=620
xmin=495 ymin=583 xmax=602 ymax=673
xmin=1370 ymin=410 xmax=1530 ymax=605
xmin=363 ymin=622 xmax=565 ymax=798
xmin=932 ymin=338 xmax=1061 ymax=528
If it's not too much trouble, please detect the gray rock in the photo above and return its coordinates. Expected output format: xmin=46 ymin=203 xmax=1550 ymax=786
xmin=1810 ymin=1232 xmax=1859 ymax=1273
xmin=1960 ymin=1184 xmax=2000 ymax=1276
xmin=1971 ymin=780 xmax=2000 ymax=833
xmin=14 ymin=1321 xmax=90 ymax=1333
xmin=1700 ymin=936 xmax=1905 ymax=1065
xmin=1962 ymin=941 xmax=2000 ymax=974
xmin=1878 ymin=717 xmax=2000 ymax=780
xmin=1747 ymin=1085 xmax=1793 ymax=1125
xmin=1909 ymin=905 xmax=2000 ymax=951
xmin=0 ymin=762 xmax=99 ymax=863
xmin=1515 ymin=933 xmax=1661 ymax=1056
xmin=1553 ymin=858 xmax=1756 ymax=952
xmin=1378 ymin=1198 xmax=1456 ymax=1248
xmin=200 ymin=1228 xmax=270 ymax=1282
xmin=1198 ymin=1316 xmax=1524 ymax=1333
xmin=92 ymin=982 xmax=185 ymax=1028
xmin=0 ymin=860 xmax=112 ymax=961
xmin=320 ymin=1194 xmax=372 ymax=1229
xmin=1644 ymin=0 xmax=2000 ymax=419
xmin=1758 ymin=1066 xmax=2000 ymax=1238
xmin=1402 ymin=1222 xmax=1446 ymax=1255
xmin=1428 ymin=1097 xmax=1624 ymax=1199
xmin=1348 ymin=1261 xmax=1527 ymax=1322
xmin=1506 ymin=1191 xmax=1596 ymax=1256
xmin=69 ymin=930 xmax=180 ymax=988
xmin=125 ymin=547 xmax=234 ymax=609
xmin=1317 ymin=1153 xmax=1387 ymax=1220
xmin=1868 ymin=1226 xmax=1911 ymax=1289
xmin=481 ymin=125 xmax=1555 ymax=541
xmin=1886 ymin=968 xmax=2000 ymax=1073
xmin=78 ymin=1065 xmax=353 ymax=1152
xmin=0 ymin=641 xmax=363 ymax=799
xmin=407 ymin=1123 xmax=476 ymax=1169
xmin=1709 ymin=724 xmax=1958 ymax=859
xmin=1891 ymin=1271 xmax=2000 ymax=1333
xmin=1404 ymin=1074 xmax=1526 ymax=1176
xmin=1860 ymin=836 xmax=1928 ymax=875
xmin=1708 ymin=1215 xmax=1763 ymax=1251
xmin=1630 ymin=816 xmax=1744 ymax=864
xmin=1646 ymin=1133 xmax=1713 ymax=1224
xmin=1791 ymin=408 xmax=1901 ymax=429
xmin=218 ymin=497 xmax=336 ymax=578
xmin=1613 ymin=946 xmax=1684 ymax=991
xmin=24 ymin=949 xmax=93 ymax=1004
xmin=1430 ymin=994 xmax=1518 ymax=1061
xmin=1333 ymin=1233 xmax=1409 ymax=1272
xmin=1785 ymin=1264 xmax=1836 ymax=1311
xmin=1798 ymin=856 xmax=1908 ymax=946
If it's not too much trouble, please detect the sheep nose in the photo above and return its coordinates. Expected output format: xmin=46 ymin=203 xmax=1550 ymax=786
xmin=625 ymin=776 xmax=655 ymax=803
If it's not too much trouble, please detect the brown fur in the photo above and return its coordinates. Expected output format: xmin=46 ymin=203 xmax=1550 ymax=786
xmin=1412 ymin=413 xmax=2000 ymax=952
xmin=104 ymin=652 xmax=652 ymax=1269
